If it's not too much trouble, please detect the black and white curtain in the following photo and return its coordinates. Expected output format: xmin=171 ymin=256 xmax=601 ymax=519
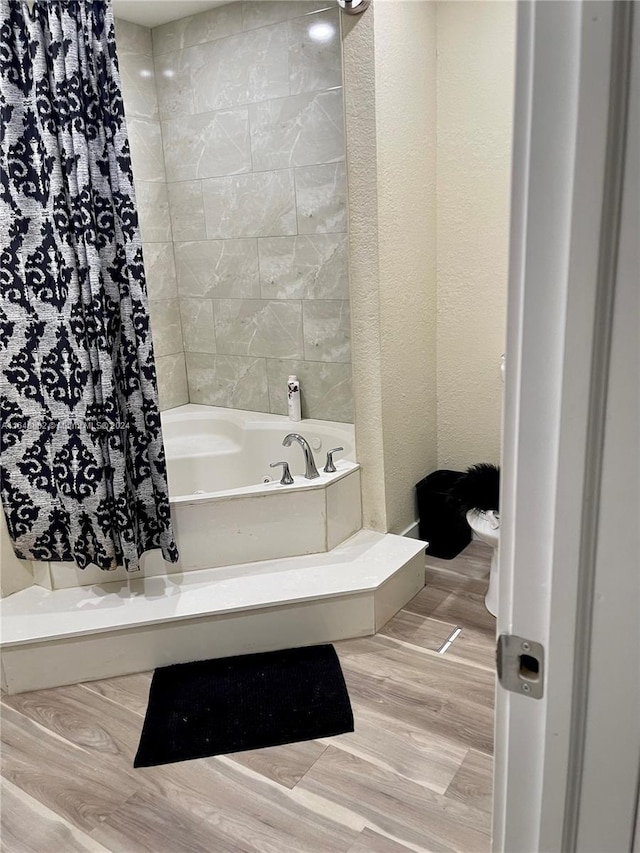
xmin=0 ymin=0 xmax=178 ymax=570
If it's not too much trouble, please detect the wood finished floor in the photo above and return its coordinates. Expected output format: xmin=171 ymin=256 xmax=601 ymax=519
xmin=0 ymin=542 xmax=496 ymax=853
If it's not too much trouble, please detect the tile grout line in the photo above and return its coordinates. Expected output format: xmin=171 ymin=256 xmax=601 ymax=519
xmin=161 ymin=158 xmax=345 ymax=187
xmin=151 ymin=5 xmax=337 ymax=60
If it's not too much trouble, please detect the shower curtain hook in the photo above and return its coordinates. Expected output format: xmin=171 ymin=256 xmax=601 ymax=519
xmin=338 ymin=0 xmax=371 ymax=15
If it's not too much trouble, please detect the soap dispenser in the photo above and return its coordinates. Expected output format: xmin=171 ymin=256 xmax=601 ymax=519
xmin=287 ymin=375 xmax=301 ymax=421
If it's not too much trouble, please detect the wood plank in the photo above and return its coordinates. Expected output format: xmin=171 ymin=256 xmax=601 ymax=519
xmin=445 ymin=749 xmax=493 ymax=815
xmin=379 ymin=610 xmax=457 ymax=652
xmin=406 ymin=579 xmax=497 ymax=637
xmin=2 ymin=684 xmax=261 ymax=823
xmin=337 ymin=647 xmax=494 ymax=756
xmin=87 ymin=789 xmax=240 ymax=853
xmin=425 ymin=541 xmax=492 ymax=579
xmin=379 ymin=609 xmax=495 ymax=672
xmin=0 ymin=778 xmax=111 ymax=853
xmin=443 ymin=626 xmax=496 ymax=671
xmin=0 ymin=703 xmax=138 ymax=833
xmin=81 ymin=672 xmax=152 ymax=715
xmin=424 ymin=568 xmax=491 ymax=596
xmin=298 ymin=746 xmax=491 ymax=853
xmin=342 ymin=668 xmax=493 ymax=758
xmin=407 ymin=563 xmax=497 ymax=672
xmin=323 ymin=702 xmax=467 ymax=794
xmin=347 ymin=827 xmax=417 ymax=853
xmin=3 ymin=683 xmax=146 ymax=764
xmin=378 ymin=610 xmax=456 ymax=652
xmin=194 ymin=757 xmax=361 ymax=853
xmin=334 ymin=636 xmax=397 ymax=657
xmin=229 ymin=741 xmax=328 ymax=789
xmin=339 ymin=641 xmax=495 ymax=708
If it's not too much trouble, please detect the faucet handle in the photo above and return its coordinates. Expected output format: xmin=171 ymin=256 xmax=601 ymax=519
xmin=324 ymin=447 xmax=344 ymax=473
xmin=270 ymin=460 xmax=294 ymax=485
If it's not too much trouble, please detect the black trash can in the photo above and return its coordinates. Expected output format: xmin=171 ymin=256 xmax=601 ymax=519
xmin=416 ymin=469 xmax=471 ymax=559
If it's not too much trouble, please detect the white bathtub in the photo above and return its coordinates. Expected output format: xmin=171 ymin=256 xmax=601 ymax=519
xmin=163 ymin=405 xmax=357 ymax=501
xmin=44 ymin=405 xmax=362 ymax=590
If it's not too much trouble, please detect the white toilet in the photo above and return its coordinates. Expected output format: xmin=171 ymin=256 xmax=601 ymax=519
xmin=468 ymin=353 xmax=505 ymax=617
xmin=466 ymin=508 xmax=500 ymax=617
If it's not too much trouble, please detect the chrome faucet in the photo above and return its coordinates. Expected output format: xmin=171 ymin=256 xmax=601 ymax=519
xmin=282 ymin=433 xmax=320 ymax=479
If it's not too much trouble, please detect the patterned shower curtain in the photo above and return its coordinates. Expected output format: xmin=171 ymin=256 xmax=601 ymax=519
xmin=0 ymin=0 xmax=178 ymax=571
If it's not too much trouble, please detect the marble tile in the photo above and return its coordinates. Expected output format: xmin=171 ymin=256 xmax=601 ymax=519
xmin=162 ymin=108 xmax=251 ymax=182
xmin=295 ymin=161 xmax=347 ymax=233
xmin=258 ymin=233 xmax=349 ymax=300
xmin=135 ymin=181 xmax=171 ymax=242
xmin=152 ymin=4 xmax=244 ymax=55
xmin=288 ymin=9 xmax=342 ymax=95
xmin=267 ymin=358 xmax=353 ymax=422
xmin=241 ymin=1 xmax=333 ymax=32
xmin=186 ymin=352 xmax=269 ymax=411
xmin=190 ymin=25 xmax=289 ymax=113
xmin=149 ymin=298 xmax=184 ymax=356
xmin=214 ymin=299 xmax=303 ymax=359
xmin=154 ymin=51 xmax=195 ymax=119
xmin=142 ymin=243 xmax=177 ymax=300
xmin=249 ymin=89 xmax=345 ymax=171
xmin=119 ymin=53 xmax=158 ymax=120
xmin=303 ymin=299 xmax=351 ymax=362
xmin=115 ymin=18 xmax=152 ymax=57
xmin=167 ymin=181 xmax=206 ymax=241
xmin=156 ymin=353 xmax=189 ymax=411
xmin=174 ymin=239 xmax=260 ymax=299
xmin=180 ymin=298 xmax=216 ymax=353
xmin=126 ymin=117 xmax=165 ymax=183
xmin=202 ymin=170 xmax=296 ymax=239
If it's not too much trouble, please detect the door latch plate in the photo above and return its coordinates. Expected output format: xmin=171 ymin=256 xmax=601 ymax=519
xmin=497 ymin=634 xmax=544 ymax=699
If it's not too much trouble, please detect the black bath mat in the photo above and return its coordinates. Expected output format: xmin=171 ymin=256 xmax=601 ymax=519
xmin=134 ymin=644 xmax=354 ymax=768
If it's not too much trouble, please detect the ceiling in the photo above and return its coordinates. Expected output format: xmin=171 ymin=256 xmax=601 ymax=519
xmin=112 ymin=0 xmax=229 ymax=28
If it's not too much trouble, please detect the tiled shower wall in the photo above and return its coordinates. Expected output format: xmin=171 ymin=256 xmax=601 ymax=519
xmin=115 ymin=18 xmax=189 ymax=411
xmin=118 ymin=2 xmax=352 ymax=423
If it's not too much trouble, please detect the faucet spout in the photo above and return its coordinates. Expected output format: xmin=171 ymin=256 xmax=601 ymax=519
xmin=282 ymin=433 xmax=320 ymax=479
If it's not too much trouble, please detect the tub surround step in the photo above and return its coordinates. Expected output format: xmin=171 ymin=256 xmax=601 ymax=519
xmin=45 ymin=463 xmax=363 ymax=590
xmin=0 ymin=531 xmax=426 ymax=694
xmin=2 ymin=531 xmax=422 ymax=646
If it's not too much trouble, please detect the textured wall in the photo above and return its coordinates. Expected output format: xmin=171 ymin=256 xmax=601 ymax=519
xmin=436 ymin=1 xmax=516 ymax=470
xmin=152 ymin=1 xmax=352 ymax=422
xmin=343 ymin=1 xmax=438 ymax=533
xmin=116 ymin=18 xmax=189 ymax=411
xmin=341 ymin=8 xmax=386 ymax=530
xmin=375 ymin=0 xmax=438 ymax=533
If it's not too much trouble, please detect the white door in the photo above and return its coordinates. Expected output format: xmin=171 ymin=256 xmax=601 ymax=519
xmin=493 ymin=2 xmax=639 ymax=851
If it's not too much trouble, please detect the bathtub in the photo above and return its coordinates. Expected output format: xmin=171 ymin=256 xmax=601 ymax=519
xmin=44 ymin=405 xmax=362 ymax=590
xmin=163 ymin=404 xmax=356 ymax=500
